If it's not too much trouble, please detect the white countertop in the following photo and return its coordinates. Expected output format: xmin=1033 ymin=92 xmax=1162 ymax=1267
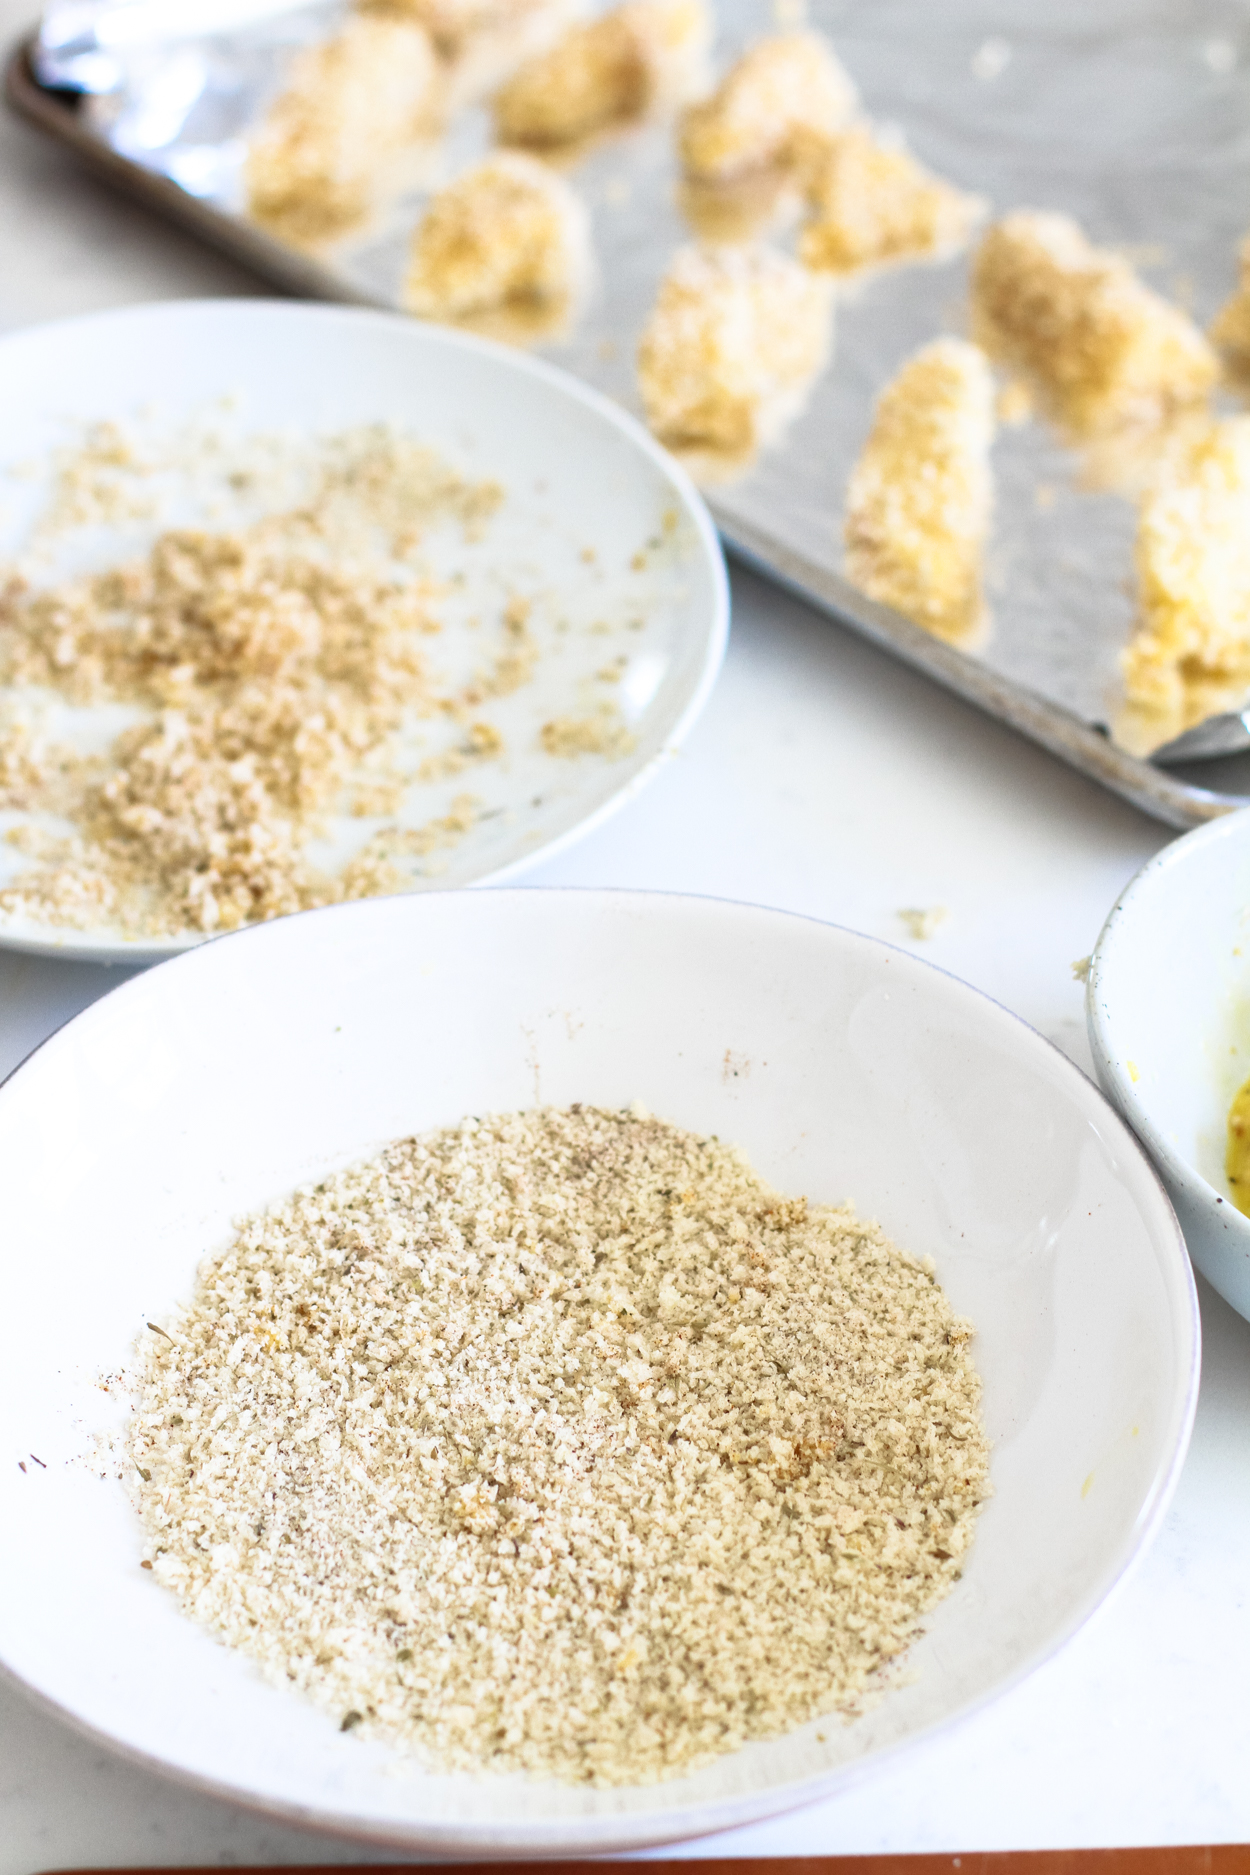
xmin=2 ymin=15 xmax=1249 ymax=1867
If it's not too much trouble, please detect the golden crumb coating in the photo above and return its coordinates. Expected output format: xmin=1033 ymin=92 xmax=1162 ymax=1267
xmin=247 ymin=17 xmax=438 ymax=240
xmin=1211 ymin=237 xmax=1250 ymax=376
xmin=844 ymin=337 xmax=995 ymax=643
xmin=1123 ymin=418 xmax=1250 ymax=715
xmin=637 ymin=244 xmax=833 ymax=457
xmin=406 ymin=153 xmax=589 ymax=318
xmin=494 ymin=0 xmax=709 ymax=146
xmin=798 ymin=127 xmax=983 ymax=275
xmin=678 ymin=32 xmax=857 ymax=185
xmin=971 ymin=210 xmax=1217 ymax=438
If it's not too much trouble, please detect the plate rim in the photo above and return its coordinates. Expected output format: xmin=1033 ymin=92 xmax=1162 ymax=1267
xmin=1086 ymin=807 xmax=1250 ymax=1239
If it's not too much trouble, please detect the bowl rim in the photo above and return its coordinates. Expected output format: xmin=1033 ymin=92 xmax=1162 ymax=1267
xmin=0 ymin=298 xmax=731 ymax=967
xmin=1086 ymin=806 xmax=1250 ymax=1237
xmin=0 ymin=887 xmax=1202 ymax=1854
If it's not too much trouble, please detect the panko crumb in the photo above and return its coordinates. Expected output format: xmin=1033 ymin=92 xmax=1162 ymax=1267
xmin=970 ymin=210 xmax=1217 ymax=441
xmin=799 ymin=127 xmax=984 ymax=275
xmin=1210 ymin=236 xmax=1250 ymax=378
xmin=246 ymin=16 xmax=439 ymax=241
xmin=494 ymin=0 xmax=710 ymax=147
xmin=338 ymin=793 xmax=482 ymax=895
xmin=844 ymin=337 xmax=995 ymax=644
xmin=405 ymin=153 xmax=590 ymax=329
xmin=637 ymin=243 xmax=833 ymax=465
xmin=540 ymin=701 xmax=636 ymax=756
xmin=127 ymin=1105 xmax=989 ymax=1788
xmin=897 ymin=906 xmax=948 ymax=941
xmin=18 ymin=420 xmax=158 ymax=543
xmin=1122 ymin=416 xmax=1250 ymax=724
xmin=678 ymin=31 xmax=857 ymax=185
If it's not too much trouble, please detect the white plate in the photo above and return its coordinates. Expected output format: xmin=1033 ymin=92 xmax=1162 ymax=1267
xmin=1087 ymin=808 xmax=1250 ymax=1323
xmin=0 ymin=300 xmax=728 ymax=964
xmin=0 ymin=889 xmax=1198 ymax=1854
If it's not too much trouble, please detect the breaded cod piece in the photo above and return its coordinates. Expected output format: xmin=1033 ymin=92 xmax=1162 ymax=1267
xmin=799 ymin=127 xmax=983 ymax=275
xmin=678 ymin=32 xmax=857 ymax=185
xmin=971 ymin=210 xmax=1217 ymax=439
xmin=637 ymin=244 xmax=833 ymax=457
xmin=844 ymin=337 xmax=995 ymax=643
xmin=494 ymin=0 xmax=709 ymax=146
xmin=247 ymin=16 xmax=438 ymax=240
xmin=1211 ymin=237 xmax=1250 ymax=377
xmin=406 ymin=152 xmax=589 ymax=318
xmin=1123 ymin=418 xmax=1250 ymax=717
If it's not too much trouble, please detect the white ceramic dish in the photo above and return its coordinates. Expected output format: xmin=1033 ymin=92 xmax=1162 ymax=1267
xmin=0 ymin=300 xmax=728 ymax=966
xmin=1087 ymin=808 xmax=1250 ymax=1322
xmin=0 ymin=889 xmax=1198 ymax=1853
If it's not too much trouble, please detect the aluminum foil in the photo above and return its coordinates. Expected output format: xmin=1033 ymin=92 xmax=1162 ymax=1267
xmin=28 ymin=0 xmax=1250 ymax=813
xmin=35 ymin=0 xmax=342 ymax=196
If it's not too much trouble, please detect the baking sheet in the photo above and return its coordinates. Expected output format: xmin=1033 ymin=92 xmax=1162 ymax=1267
xmin=10 ymin=0 xmax=1250 ymax=827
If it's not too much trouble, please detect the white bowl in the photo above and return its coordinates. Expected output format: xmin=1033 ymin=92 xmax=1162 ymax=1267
xmin=0 ymin=300 xmax=727 ymax=966
xmin=0 ymin=890 xmax=1197 ymax=1854
xmin=1087 ymin=808 xmax=1250 ymax=1322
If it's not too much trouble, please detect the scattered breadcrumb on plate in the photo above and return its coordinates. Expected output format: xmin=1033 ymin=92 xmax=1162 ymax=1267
xmin=540 ymin=701 xmax=637 ymax=756
xmin=0 ymin=417 xmax=673 ymax=942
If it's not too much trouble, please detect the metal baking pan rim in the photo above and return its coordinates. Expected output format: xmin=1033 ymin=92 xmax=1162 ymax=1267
xmin=2 ymin=36 xmax=382 ymax=306
xmin=5 ymin=30 xmax=1247 ymax=833
xmin=716 ymin=512 xmax=1247 ymax=830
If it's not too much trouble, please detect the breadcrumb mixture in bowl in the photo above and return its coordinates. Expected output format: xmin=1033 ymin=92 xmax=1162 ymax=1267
xmin=129 ymin=1104 xmax=989 ymax=1786
xmin=0 ymin=887 xmax=1198 ymax=1851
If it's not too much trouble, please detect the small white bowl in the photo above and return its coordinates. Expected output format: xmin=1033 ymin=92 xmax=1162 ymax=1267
xmin=0 ymin=890 xmax=1197 ymax=1854
xmin=1087 ymin=807 xmax=1250 ymax=1322
xmin=0 ymin=300 xmax=728 ymax=966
